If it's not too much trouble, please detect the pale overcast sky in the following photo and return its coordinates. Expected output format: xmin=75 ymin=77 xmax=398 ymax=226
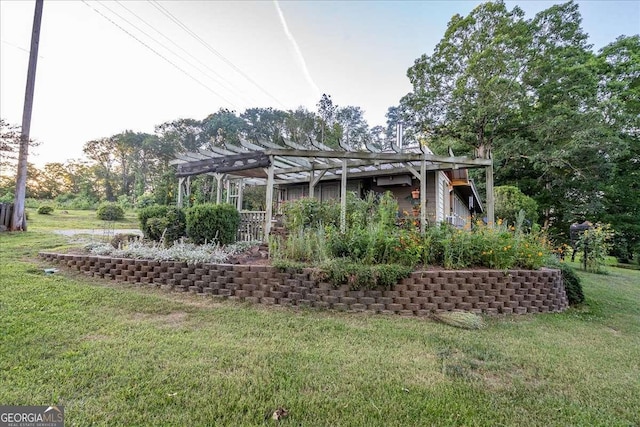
xmin=1 ymin=0 xmax=638 ymax=167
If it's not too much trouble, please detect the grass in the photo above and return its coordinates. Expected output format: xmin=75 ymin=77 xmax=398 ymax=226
xmin=26 ymin=208 xmax=139 ymax=232
xmin=1 ymin=215 xmax=639 ymax=426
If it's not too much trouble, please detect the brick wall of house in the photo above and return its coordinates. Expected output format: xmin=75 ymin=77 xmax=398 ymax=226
xmin=39 ymin=252 xmax=568 ymax=315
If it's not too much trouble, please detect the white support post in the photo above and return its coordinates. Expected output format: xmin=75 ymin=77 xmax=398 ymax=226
xmin=237 ymin=178 xmax=244 ymax=211
xmin=264 ymin=157 xmax=275 ymax=241
xmin=340 ymin=159 xmax=347 ymax=233
xmin=309 ymin=168 xmax=314 ymax=198
xmin=215 ymin=174 xmax=223 ymax=204
xmin=177 ymin=177 xmax=185 ymax=207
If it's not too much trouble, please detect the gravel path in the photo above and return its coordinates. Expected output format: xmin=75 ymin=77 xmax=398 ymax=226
xmin=52 ymin=229 xmax=142 ymax=237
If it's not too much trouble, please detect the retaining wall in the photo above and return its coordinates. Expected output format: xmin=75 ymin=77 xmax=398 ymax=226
xmin=39 ymin=252 xmax=568 ymax=315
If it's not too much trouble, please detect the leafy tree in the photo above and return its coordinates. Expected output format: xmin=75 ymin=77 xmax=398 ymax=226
xmin=369 ymin=125 xmax=388 ymax=152
xmin=494 ymin=185 xmax=538 ymax=225
xmin=402 ymin=1 xmax=528 ymax=159
xmin=335 ymin=105 xmax=371 ymax=150
xmin=83 ymin=137 xmax=118 ymax=201
xmin=400 ymin=0 xmax=636 ymax=246
xmin=597 ymin=35 xmax=640 ymax=260
xmin=201 ymin=108 xmax=246 ymax=148
xmin=283 ymin=107 xmax=316 ymax=145
xmin=241 ymin=107 xmax=288 ymax=143
xmin=155 ymin=118 xmax=203 ymax=152
xmin=315 ymin=94 xmax=340 ymax=147
xmin=0 ymin=119 xmax=22 ymax=169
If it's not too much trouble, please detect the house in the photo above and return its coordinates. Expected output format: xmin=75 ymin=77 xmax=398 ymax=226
xmin=278 ymin=161 xmax=483 ymax=228
xmin=170 ymin=138 xmax=493 ymax=240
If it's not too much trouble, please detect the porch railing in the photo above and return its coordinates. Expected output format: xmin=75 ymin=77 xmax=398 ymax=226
xmin=446 ymin=214 xmax=467 ymax=228
xmin=237 ymin=210 xmax=266 ymax=242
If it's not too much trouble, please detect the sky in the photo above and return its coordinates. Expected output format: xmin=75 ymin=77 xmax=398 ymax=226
xmin=1 ymin=0 xmax=638 ymax=168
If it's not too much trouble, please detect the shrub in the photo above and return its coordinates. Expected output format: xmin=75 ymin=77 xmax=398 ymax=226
xmin=96 ymin=202 xmax=125 ymax=221
xmin=135 ymin=194 xmax=156 ymax=209
xmin=558 ymin=263 xmax=584 ymax=305
xmin=138 ymin=205 xmax=186 ymax=244
xmin=139 ymin=205 xmax=168 ymax=237
xmin=55 ymin=193 xmax=99 ymax=210
xmin=494 ymin=185 xmax=538 ymax=226
xmin=373 ymin=264 xmax=413 ymax=289
xmin=0 ymin=192 xmax=13 ymax=203
xmin=316 ymin=259 xmax=412 ymax=290
xmin=576 ymin=223 xmax=614 ymax=273
xmin=281 ymin=197 xmax=339 ymax=230
xmin=37 ymin=205 xmax=54 ymax=215
xmin=186 ymin=203 xmax=240 ymax=245
xmin=270 ymin=228 xmax=330 ymax=263
xmin=147 ymin=217 xmax=169 ymax=242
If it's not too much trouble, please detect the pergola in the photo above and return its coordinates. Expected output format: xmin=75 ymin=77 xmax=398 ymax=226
xmin=170 ymin=137 xmax=494 ymax=240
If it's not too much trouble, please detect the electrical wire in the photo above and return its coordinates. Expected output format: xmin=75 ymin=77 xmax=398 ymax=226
xmin=111 ymin=0 xmax=256 ymax=106
xmin=81 ymin=0 xmax=239 ymax=109
xmin=148 ymin=0 xmax=288 ymax=109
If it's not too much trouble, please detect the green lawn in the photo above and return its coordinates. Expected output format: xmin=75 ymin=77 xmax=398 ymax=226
xmin=1 ymin=224 xmax=639 ymax=426
xmin=25 ymin=208 xmax=139 ymax=231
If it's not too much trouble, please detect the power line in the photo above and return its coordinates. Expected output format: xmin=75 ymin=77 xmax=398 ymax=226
xmin=111 ymin=0 xmax=256 ymax=106
xmin=81 ymin=0 xmax=239 ymax=109
xmin=148 ymin=0 xmax=288 ymax=109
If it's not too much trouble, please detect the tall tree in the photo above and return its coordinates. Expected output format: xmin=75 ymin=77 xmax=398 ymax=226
xmin=83 ymin=137 xmax=118 ymax=201
xmin=155 ymin=118 xmax=204 ymax=152
xmin=240 ymin=107 xmax=288 ymax=143
xmin=402 ymin=1 xmax=528 ymax=159
xmin=335 ymin=105 xmax=371 ymax=150
xmin=283 ymin=107 xmax=316 ymax=145
xmin=598 ymin=35 xmax=640 ymax=259
xmin=315 ymin=94 xmax=339 ymax=147
xmin=201 ymin=109 xmax=246 ymax=148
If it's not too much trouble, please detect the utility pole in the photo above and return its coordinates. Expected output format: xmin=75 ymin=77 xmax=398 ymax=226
xmin=11 ymin=0 xmax=44 ymax=231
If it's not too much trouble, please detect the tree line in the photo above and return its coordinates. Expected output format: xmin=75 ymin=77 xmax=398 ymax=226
xmin=0 ymin=97 xmax=397 ymax=207
xmin=1 ymin=1 xmax=637 ymax=259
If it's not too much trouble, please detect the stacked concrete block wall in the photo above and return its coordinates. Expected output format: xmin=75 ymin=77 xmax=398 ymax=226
xmin=39 ymin=252 xmax=569 ymax=315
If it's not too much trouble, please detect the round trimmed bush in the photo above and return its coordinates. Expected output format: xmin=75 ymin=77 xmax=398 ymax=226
xmin=37 ymin=205 xmax=54 ymax=215
xmin=186 ymin=203 xmax=240 ymax=245
xmin=96 ymin=202 xmax=125 ymax=221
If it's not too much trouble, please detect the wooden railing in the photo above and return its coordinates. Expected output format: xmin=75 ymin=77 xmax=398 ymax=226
xmin=0 ymin=203 xmax=13 ymax=230
xmin=237 ymin=211 xmax=266 ymax=242
xmin=446 ymin=215 xmax=467 ymax=228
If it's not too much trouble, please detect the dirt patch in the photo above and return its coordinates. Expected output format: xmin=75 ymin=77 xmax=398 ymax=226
xmin=129 ymin=311 xmax=188 ymax=328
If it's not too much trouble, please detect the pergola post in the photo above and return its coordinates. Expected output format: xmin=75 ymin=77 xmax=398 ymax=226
xmin=264 ymin=156 xmax=275 ymax=241
xmin=177 ymin=177 xmax=184 ymax=207
xmin=177 ymin=176 xmax=191 ymax=207
xmin=485 ymin=162 xmax=495 ymax=226
xmin=237 ymin=178 xmax=244 ymax=211
xmin=215 ymin=173 xmax=223 ymax=204
xmin=340 ymin=159 xmax=347 ymax=233
xmin=309 ymin=168 xmax=315 ymax=198
xmin=420 ymin=154 xmax=427 ymax=234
